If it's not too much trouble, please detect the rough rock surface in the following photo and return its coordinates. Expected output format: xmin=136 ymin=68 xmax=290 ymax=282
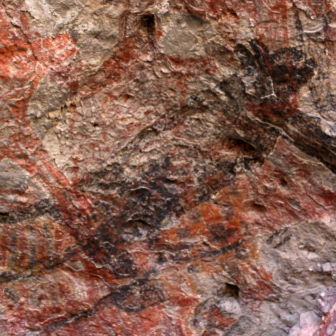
xmin=2 ymin=0 xmax=336 ymax=335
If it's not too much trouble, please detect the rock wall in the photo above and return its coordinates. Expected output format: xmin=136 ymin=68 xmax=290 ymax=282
xmin=1 ymin=0 xmax=336 ymax=335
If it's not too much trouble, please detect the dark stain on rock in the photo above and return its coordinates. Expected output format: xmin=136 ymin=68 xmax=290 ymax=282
xmin=109 ymin=280 xmax=165 ymax=313
xmin=231 ymin=41 xmax=336 ymax=173
xmin=3 ymin=287 xmax=19 ymax=303
xmin=110 ymin=251 xmax=138 ymax=278
xmin=208 ymin=223 xmax=237 ymax=241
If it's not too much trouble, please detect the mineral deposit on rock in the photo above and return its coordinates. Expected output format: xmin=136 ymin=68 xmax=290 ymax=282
xmin=2 ymin=0 xmax=336 ymax=335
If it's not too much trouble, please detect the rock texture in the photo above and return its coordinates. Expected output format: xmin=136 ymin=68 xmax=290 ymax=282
xmin=1 ymin=0 xmax=336 ymax=335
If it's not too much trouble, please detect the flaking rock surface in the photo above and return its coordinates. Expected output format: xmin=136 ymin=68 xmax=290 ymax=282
xmin=2 ymin=0 xmax=336 ymax=335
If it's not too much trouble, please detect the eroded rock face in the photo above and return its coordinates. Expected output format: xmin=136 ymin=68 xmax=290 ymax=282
xmin=1 ymin=0 xmax=336 ymax=335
